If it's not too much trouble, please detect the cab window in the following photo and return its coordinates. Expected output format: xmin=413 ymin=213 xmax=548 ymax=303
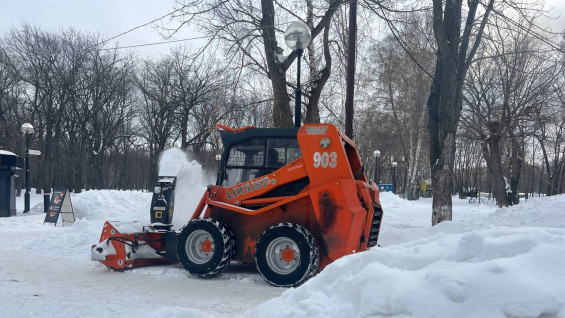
xmin=222 ymin=138 xmax=300 ymax=187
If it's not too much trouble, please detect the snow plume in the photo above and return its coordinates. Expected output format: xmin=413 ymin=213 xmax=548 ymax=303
xmin=158 ymin=148 xmax=210 ymax=229
xmin=159 ymin=148 xmax=189 ymax=177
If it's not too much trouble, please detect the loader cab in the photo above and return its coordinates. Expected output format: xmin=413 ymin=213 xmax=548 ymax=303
xmin=217 ymin=127 xmax=300 ymax=187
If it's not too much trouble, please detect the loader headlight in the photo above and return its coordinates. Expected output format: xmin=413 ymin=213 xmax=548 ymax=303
xmin=154 ymin=186 xmax=161 ymax=194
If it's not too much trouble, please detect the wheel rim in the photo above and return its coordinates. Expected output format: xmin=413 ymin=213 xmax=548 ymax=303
xmin=185 ymin=229 xmax=215 ymax=264
xmin=265 ymin=237 xmax=300 ymax=275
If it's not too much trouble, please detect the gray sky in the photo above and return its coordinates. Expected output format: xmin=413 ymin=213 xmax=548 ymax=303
xmin=0 ymin=0 xmax=563 ymax=58
xmin=0 ymin=0 xmax=199 ymax=57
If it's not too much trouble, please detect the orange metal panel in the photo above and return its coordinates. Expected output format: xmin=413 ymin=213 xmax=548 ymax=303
xmin=210 ymin=158 xmax=308 ymax=207
xmin=297 ymin=124 xmax=354 ymax=188
xmin=308 ymin=179 xmax=367 ymax=264
xmin=241 ymin=196 xmax=287 ymax=206
xmin=96 ymin=221 xmax=173 ymax=270
xmin=206 ymin=191 xmax=310 ymax=216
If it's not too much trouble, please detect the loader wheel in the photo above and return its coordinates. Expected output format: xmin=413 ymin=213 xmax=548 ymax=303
xmin=176 ymin=218 xmax=234 ymax=278
xmin=255 ymin=223 xmax=319 ymax=287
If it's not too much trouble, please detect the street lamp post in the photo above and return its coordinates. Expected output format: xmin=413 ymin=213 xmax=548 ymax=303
xmin=285 ymin=21 xmax=311 ymax=128
xmin=215 ymin=154 xmax=222 ymax=185
xmin=392 ymin=161 xmax=398 ymax=194
xmin=215 ymin=154 xmax=222 ymax=169
xmin=373 ymin=150 xmax=380 ymax=184
xmin=21 ymin=123 xmax=34 ymax=213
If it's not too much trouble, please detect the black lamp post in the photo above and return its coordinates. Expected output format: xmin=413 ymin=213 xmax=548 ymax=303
xmin=285 ymin=21 xmax=311 ymax=128
xmin=392 ymin=161 xmax=398 ymax=194
xmin=373 ymin=150 xmax=380 ymax=184
xmin=21 ymin=123 xmax=34 ymax=213
xmin=215 ymin=154 xmax=222 ymax=169
xmin=215 ymin=154 xmax=222 ymax=185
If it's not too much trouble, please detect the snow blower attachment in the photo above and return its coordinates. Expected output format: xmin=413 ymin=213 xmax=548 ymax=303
xmin=92 ymin=123 xmax=384 ymax=286
xmin=150 ymin=176 xmax=176 ymax=226
xmin=91 ymin=177 xmax=178 ymax=269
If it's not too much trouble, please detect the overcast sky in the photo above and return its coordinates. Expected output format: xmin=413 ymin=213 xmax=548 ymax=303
xmin=0 ymin=0 xmax=563 ymax=58
xmin=0 ymin=0 xmax=199 ymax=57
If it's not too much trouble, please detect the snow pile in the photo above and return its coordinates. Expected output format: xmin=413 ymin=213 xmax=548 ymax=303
xmin=73 ymin=190 xmax=151 ymax=222
xmin=488 ymin=195 xmax=565 ymax=228
xmin=22 ymin=190 xmax=151 ymax=262
xmin=249 ymin=195 xmax=565 ymax=318
xmin=379 ymin=191 xmax=413 ymax=208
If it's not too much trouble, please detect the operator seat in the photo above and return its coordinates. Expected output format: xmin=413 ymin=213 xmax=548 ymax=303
xmin=267 ymin=148 xmax=284 ymax=168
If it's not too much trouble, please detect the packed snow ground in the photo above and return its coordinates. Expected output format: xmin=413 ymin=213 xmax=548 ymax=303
xmin=1 ymin=150 xmax=564 ymax=317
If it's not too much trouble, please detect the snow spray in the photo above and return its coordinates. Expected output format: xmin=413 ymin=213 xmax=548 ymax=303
xmin=158 ymin=148 xmax=211 ymax=229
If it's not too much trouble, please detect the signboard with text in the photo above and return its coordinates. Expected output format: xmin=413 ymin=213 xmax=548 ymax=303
xmin=378 ymin=184 xmax=395 ymax=193
xmin=44 ymin=187 xmax=75 ymax=226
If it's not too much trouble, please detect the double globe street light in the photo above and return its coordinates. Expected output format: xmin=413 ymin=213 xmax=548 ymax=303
xmin=285 ymin=21 xmax=311 ymax=128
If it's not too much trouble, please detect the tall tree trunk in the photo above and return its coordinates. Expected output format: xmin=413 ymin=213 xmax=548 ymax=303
xmin=149 ymin=146 xmax=157 ymax=189
xmin=428 ymin=0 xmax=493 ymax=225
xmin=306 ymin=23 xmax=331 ymax=124
xmin=538 ymin=138 xmax=553 ymax=195
xmin=74 ymin=160 xmax=83 ymax=193
xmin=481 ymin=133 xmax=507 ymax=208
xmin=406 ymin=100 xmax=427 ymax=200
xmin=181 ymin=114 xmax=188 ymax=149
xmin=509 ymin=137 xmax=523 ymax=204
xmin=428 ymin=54 xmax=459 ymax=225
xmin=305 ymin=0 xmax=330 ymax=124
xmin=260 ymin=0 xmax=292 ymax=127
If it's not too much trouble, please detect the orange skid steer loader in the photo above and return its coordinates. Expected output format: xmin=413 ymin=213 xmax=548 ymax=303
xmin=92 ymin=123 xmax=383 ymax=287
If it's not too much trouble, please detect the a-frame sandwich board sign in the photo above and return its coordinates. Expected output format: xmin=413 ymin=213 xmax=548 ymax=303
xmin=43 ymin=187 xmax=75 ymax=226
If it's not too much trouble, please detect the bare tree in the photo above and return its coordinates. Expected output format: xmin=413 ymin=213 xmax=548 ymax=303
xmin=78 ymin=50 xmax=135 ymax=190
xmin=5 ymin=26 xmax=95 ymax=192
xmin=0 ymin=45 xmax=24 ymax=151
xmin=534 ymin=37 xmax=565 ymax=195
xmin=461 ymin=17 xmax=557 ymax=206
xmin=134 ymin=56 xmax=179 ymax=182
xmin=423 ymin=0 xmax=494 ymax=224
xmin=169 ymin=48 xmax=224 ymax=149
xmin=169 ymin=0 xmax=344 ymax=127
xmin=374 ymin=14 xmax=434 ymax=200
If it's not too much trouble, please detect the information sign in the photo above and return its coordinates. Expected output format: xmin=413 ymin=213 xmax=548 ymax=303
xmin=44 ymin=188 xmax=75 ymax=226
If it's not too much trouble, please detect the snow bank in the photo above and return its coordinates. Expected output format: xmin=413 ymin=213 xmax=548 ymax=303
xmin=251 ymin=229 xmax=565 ymax=318
xmin=73 ymin=190 xmax=151 ymax=222
xmin=488 ymin=194 xmax=565 ymax=228
xmin=379 ymin=191 xmax=413 ymax=208
xmin=249 ymin=195 xmax=565 ymax=318
xmin=21 ymin=190 xmax=151 ymax=262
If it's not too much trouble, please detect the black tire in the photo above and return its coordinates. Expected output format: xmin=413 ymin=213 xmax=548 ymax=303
xmin=255 ymin=223 xmax=319 ymax=287
xmin=176 ymin=218 xmax=235 ymax=277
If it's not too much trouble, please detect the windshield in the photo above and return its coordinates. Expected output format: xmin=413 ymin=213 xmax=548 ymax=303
xmin=222 ymin=138 xmax=301 ymax=187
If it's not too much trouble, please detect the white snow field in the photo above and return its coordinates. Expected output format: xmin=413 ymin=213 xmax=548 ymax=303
xmin=0 ymin=150 xmax=563 ymax=317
